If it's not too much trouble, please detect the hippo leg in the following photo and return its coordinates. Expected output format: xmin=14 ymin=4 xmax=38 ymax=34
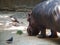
xmin=27 ymin=26 xmax=40 ymax=36
xmin=31 ymin=29 xmax=40 ymax=36
xmin=38 ymin=25 xmax=46 ymax=38
xmin=49 ymin=29 xmax=58 ymax=38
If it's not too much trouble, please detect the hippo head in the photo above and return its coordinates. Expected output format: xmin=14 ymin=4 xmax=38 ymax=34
xmin=27 ymin=12 xmax=38 ymax=28
xmin=27 ymin=12 xmax=40 ymax=36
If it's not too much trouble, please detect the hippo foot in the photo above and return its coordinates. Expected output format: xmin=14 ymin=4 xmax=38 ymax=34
xmin=38 ymin=35 xmax=47 ymax=38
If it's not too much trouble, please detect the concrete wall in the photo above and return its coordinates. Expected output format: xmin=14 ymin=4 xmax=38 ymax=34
xmin=0 ymin=0 xmax=46 ymax=11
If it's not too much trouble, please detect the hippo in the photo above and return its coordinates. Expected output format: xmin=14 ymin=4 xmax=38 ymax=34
xmin=27 ymin=0 xmax=60 ymax=38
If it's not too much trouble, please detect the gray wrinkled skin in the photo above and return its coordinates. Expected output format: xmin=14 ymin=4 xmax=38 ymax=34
xmin=32 ymin=0 xmax=60 ymax=32
xmin=27 ymin=0 xmax=60 ymax=38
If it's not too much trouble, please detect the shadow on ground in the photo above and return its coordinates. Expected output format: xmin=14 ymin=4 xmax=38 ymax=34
xmin=0 ymin=30 xmax=60 ymax=45
xmin=45 ymin=38 xmax=60 ymax=45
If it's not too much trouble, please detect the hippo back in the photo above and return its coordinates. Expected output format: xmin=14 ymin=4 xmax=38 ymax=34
xmin=31 ymin=0 xmax=60 ymax=32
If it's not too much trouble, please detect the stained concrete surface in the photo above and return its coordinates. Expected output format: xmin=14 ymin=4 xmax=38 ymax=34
xmin=0 ymin=30 xmax=60 ymax=45
xmin=0 ymin=12 xmax=60 ymax=45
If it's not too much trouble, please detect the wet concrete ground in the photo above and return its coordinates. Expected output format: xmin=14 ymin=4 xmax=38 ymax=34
xmin=0 ymin=12 xmax=60 ymax=45
xmin=0 ymin=30 xmax=60 ymax=45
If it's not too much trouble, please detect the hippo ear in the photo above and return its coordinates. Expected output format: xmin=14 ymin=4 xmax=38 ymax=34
xmin=27 ymin=11 xmax=32 ymax=21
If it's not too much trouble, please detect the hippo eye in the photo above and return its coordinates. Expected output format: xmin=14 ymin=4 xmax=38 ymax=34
xmin=28 ymin=13 xmax=31 ymax=17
